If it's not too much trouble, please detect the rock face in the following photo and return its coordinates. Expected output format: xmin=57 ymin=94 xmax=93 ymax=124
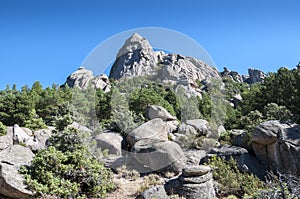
xmin=65 ymin=67 xmax=110 ymax=91
xmin=252 ymin=120 xmax=300 ymax=175
xmin=165 ymin=165 xmax=215 ymax=199
xmin=131 ymin=139 xmax=186 ymax=174
xmin=0 ymin=145 xmax=34 ymax=198
xmin=126 ymin=118 xmax=168 ymax=147
xmin=109 ymin=33 xmax=221 ymax=98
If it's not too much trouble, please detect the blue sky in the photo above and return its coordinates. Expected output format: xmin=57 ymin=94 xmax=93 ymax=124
xmin=0 ymin=0 xmax=300 ymax=90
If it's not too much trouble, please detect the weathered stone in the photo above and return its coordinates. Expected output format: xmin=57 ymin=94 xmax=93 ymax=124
xmin=126 ymin=118 xmax=168 ymax=147
xmin=0 ymin=145 xmax=34 ymax=198
xmin=20 ymin=127 xmax=33 ymax=136
xmin=145 ymin=105 xmax=176 ymax=121
xmin=139 ymin=185 xmax=168 ymax=199
xmin=246 ymin=68 xmax=266 ymax=84
xmin=166 ymin=120 xmax=179 ymax=133
xmin=68 ymin=122 xmax=92 ymax=133
xmin=184 ymin=149 xmax=207 ymax=166
xmin=131 ymin=139 xmax=186 ymax=174
xmin=65 ymin=66 xmax=110 ymax=91
xmin=182 ymin=165 xmax=211 ymax=177
xmin=185 ymin=119 xmax=209 ymax=135
xmin=13 ymin=124 xmax=32 ymax=144
xmin=0 ymin=127 xmax=13 ymax=151
xmin=252 ymin=120 xmax=300 ymax=175
xmin=231 ymin=129 xmax=253 ymax=152
xmin=165 ymin=165 xmax=215 ymax=199
xmin=109 ymin=33 xmax=222 ymax=98
xmin=31 ymin=128 xmax=52 ymax=151
xmin=178 ymin=123 xmax=198 ymax=136
xmin=209 ymin=144 xmax=248 ymax=156
xmin=94 ymin=132 xmax=123 ymax=156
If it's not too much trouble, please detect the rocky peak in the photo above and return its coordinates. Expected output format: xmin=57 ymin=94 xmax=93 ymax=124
xmin=109 ymin=33 xmax=159 ymax=79
xmin=109 ymin=33 xmax=222 ymax=98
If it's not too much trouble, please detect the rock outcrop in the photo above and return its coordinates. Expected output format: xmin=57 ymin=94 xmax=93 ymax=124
xmin=65 ymin=67 xmax=110 ymax=92
xmin=0 ymin=145 xmax=34 ymax=198
xmin=109 ymin=33 xmax=222 ymax=98
xmin=245 ymin=68 xmax=266 ymax=84
xmin=252 ymin=120 xmax=300 ymax=175
xmin=165 ymin=165 xmax=215 ymax=199
xmin=221 ymin=67 xmax=265 ymax=84
xmin=220 ymin=67 xmax=244 ymax=82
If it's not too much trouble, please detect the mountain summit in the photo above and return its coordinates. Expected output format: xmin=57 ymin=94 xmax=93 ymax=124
xmin=109 ymin=33 xmax=221 ymax=97
xmin=109 ymin=33 xmax=160 ymax=79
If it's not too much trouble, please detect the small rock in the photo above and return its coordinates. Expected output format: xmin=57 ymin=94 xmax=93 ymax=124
xmin=139 ymin=185 xmax=168 ymax=199
xmin=182 ymin=165 xmax=211 ymax=177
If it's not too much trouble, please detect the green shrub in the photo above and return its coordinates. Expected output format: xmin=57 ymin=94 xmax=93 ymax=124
xmin=20 ymin=128 xmax=115 ymax=198
xmin=263 ymin=103 xmax=293 ymax=122
xmin=0 ymin=122 xmax=7 ymax=136
xmin=207 ymin=155 xmax=265 ymax=198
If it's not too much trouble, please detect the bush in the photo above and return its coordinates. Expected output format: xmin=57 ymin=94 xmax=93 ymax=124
xmin=207 ymin=155 xmax=265 ymax=198
xmin=263 ymin=103 xmax=293 ymax=122
xmin=0 ymin=121 xmax=6 ymax=136
xmin=20 ymin=128 xmax=115 ymax=198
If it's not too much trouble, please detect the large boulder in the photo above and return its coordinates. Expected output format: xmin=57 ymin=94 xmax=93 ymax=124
xmin=126 ymin=118 xmax=168 ymax=147
xmin=145 ymin=105 xmax=177 ymax=121
xmin=252 ymin=120 xmax=300 ymax=175
xmin=93 ymin=132 xmax=123 ymax=156
xmin=186 ymin=119 xmax=209 ymax=135
xmin=0 ymin=145 xmax=34 ymax=198
xmin=165 ymin=165 xmax=215 ymax=199
xmin=131 ymin=139 xmax=186 ymax=174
